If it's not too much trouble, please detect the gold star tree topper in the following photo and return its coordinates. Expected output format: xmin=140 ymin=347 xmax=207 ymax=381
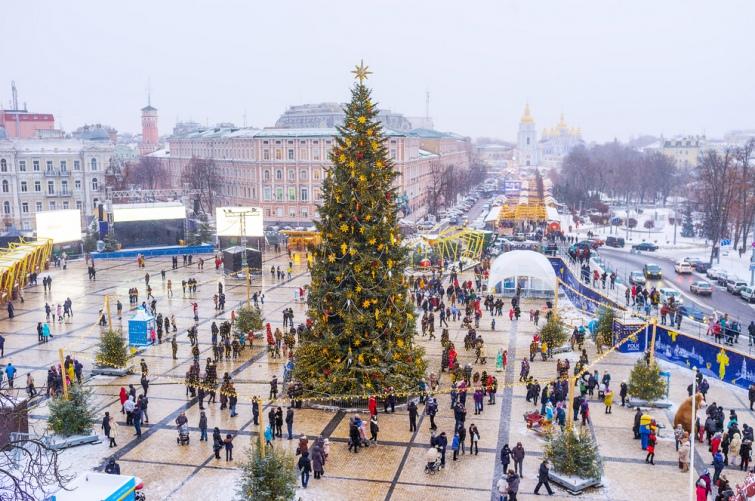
xmin=352 ymin=60 xmax=372 ymax=83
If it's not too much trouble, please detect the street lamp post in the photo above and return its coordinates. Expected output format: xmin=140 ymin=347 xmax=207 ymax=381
xmin=223 ymin=208 xmax=260 ymax=305
xmin=689 ymin=367 xmax=698 ymax=501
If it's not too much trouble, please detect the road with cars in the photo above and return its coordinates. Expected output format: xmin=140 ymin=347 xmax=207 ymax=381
xmin=597 ymin=247 xmax=754 ymax=324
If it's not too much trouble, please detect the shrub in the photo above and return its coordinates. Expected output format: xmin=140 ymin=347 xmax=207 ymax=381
xmin=643 ymin=220 xmax=655 ymax=229
xmin=540 ymin=314 xmax=567 ymax=348
xmin=48 ymin=385 xmax=96 ymax=436
xmin=236 ymin=446 xmax=297 ymax=501
xmin=235 ymin=304 xmax=264 ymax=337
xmin=627 ymin=218 xmax=637 ymax=229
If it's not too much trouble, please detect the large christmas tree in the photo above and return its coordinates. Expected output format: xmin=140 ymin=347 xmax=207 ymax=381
xmin=293 ymin=62 xmax=426 ymax=396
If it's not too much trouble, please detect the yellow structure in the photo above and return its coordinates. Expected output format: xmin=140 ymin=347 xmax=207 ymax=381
xmin=281 ymin=230 xmax=322 ymax=251
xmin=0 ymin=238 xmax=53 ymax=303
xmin=422 ymin=226 xmax=486 ymax=262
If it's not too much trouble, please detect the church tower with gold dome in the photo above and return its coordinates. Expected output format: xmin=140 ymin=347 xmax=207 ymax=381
xmin=516 ymin=103 xmax=539 ymax=168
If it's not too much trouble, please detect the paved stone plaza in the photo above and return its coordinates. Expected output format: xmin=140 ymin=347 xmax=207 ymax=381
xmin=5 ymin=253 xmax=753 ymax=500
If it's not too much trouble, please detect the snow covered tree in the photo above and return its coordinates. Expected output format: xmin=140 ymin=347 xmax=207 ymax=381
xmin=292 ymin=63 xmax=426 ymax=396
xmin=681 ymin=204 xmax=695 ymax=238
xmin=628 ymin=358 xmax=666 ymax=402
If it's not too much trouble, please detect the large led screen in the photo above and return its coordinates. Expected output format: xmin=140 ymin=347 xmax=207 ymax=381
xmin=36 ymin=209 xmax=82 ymax=243
xmin=215 ymin=207 xmax=264 ymax=237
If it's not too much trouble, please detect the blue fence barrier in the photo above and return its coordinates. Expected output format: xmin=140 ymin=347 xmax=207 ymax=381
xmin=91 ymin=244 xmax=215 ymax=260
xmin=547 ymin=256 xmax=625 ymax=314
xmin=612 ymin=319 xmax=755 ymax=391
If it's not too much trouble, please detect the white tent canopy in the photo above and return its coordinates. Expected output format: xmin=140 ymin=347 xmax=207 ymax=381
xmin=487 ymin=250 xmax=558 ymax=296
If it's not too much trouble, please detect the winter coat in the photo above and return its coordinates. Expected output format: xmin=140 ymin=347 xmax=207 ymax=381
xmin=729 ymin=433 xmax=742 ymax=457
xmin=297 ymin=453 xmax=312 ymax=473
xmin=507 ymin=474 xmax=520 ymax=494
xmin=678 ymin=440 xmax=690 ymax=464
xmin=109 ymin=417 xmax=118 ymax=438
xmin=451 ymin=435 xmax=460 ymax=451
xmin=310 ymin=445 xmax=324 ymax=473
xmin=512 ymin=444 xmax=525 ymax=461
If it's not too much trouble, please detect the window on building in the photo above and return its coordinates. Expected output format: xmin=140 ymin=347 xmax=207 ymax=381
xmin=90 ymin=158 xmax=98 ymax=170
xmin=275 ymin=207 xmax=283 ymax=217
xmin=34 ymin=181 xmax=41 ymax=192
xmin=275 ymin=150 xmax=282 ymax=160
xmin=288 ymin=169 xmax=295 ymax=181
xmin=300 ymin=187 xmax=309 ymax=201
xmin=60 ymin=160 xmax=67 ymax=171
xmin=3 ymin=202 xmax=9 ymax=214
xmin=301 ymin=207 xmax=309 ymax=218
xmin=264 ymin=170 xmax=271 ymax=181
xmin=19 ymin=161 xmax=26 ymax=172
xmin=300 ymin=169 xmax=308 ymax=180
xmin=314 ymin=169 xmax=321 ymax=180
xmin=21 ymin=202 xmax=28 ymax=213
xmin=265 ymin=208 xmax=271 ymax=217
xmin=92 ymin=178 xmax=99 ymax=191
xmin=49 ymin=201 xmax=56 ymax=210
xmin=1 ymin=180 xmax=8 ymax=193
xmin=63 ymin=201 xmax=69 ymax=209
xmin=36 ymin=202 xmax=42 ymax=211
xmin=390 ymin=149 xmax=397 ymax=160
xmin=299 ymin=148 xmax=307 ymax=160
xmin=47 ymin=181 xmax=55 ymax=195
xmin=74 ymin=180 xmax=81 ymax=190
xmin=288 ymin=207 xmax=296 ymax=218
xmin=0 ymin=159 xmax=6 ymax=172
xmin=20 ymin=181 xmax=27 ymax=192
xmin=313 ymin=188 xmax=321 ymax=201
xmin=263 ymin=187 xmax=272 ymax=201
xmin=46 ymin=160 xmax=53 ymax=171
xmin=288 ymin=187 xmax=296 ymax=201
xmin=263 ymin=150 xmax=270 ymax=160
xmin=276 ymin=169 xmax=282 ymax=180
xmin=287 ymin=149 xmax=294 ymax=160
xmin=61 ymin=180 xmax=68 ymax=194
xmin=275 ymin=187 xmax=283 ymax=201
xmin=76 ymin=201 xmax=82 ymax=210
xmin=313 ymin=150 xmax=321 ymax=161
xmin=22 ymin=221 xmax=30 ymax=230
xmin=73 ymin=160 xmax=80 ymax=170
xmin=33 ymin=160 xmax=40 ymax=171
xmin=526 ymin=137 xmax=530 ymax=145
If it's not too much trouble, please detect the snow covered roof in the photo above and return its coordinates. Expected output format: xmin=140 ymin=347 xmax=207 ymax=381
xmin=172 ymin=126 xmax=405 ymax=140
xmin=146 ymin=148 xmax=170 ymax=158
xmin=485 ymin=207 xmax=501 ymax=223
xmin=418 ymin=148 xmax=438 ymax=158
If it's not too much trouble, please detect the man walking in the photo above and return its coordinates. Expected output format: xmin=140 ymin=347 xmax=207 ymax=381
xmin=285 ymin=407 xmax=294 ymax=440
xmin=534 ymin=459 xmax=555 ymax=495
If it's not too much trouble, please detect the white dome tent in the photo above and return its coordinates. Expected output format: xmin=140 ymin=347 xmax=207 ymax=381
xmin=487 ymin=250 xmax=558 ymax=298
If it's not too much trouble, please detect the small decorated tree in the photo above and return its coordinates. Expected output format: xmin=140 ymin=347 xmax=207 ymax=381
xmin=628 ymin=358 xmax=666 ymax=402
xmin=190 ymin=215 xmax=214 ymax=246
xmin=235 ymin=304 xmax=264 ymax=338
xmin=236 ymin=446 xmax=297 ymax=501
xmin=595 ymin=307 xmax=615 ymax=353
xmin=96 ymin=328 xmax=130 ymax=368
xmin=544 ymin=427 xmax=602 ymax=481
xmin=540 ymin=313 xmax=567 ymax=349
xmin=48 ymin=385 xmax=96 ymax=436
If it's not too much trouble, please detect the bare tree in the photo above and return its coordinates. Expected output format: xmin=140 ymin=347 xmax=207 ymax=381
xmin=695 ymin=149 xmax=738 ymax=264
xmin=0 ymin=393 xmax=72 ymax=500
xmin=424 ymin=162 xmax=448 ymax=216
xmin=181 ymin=157 xmax=220 ymax=212
xmin=732 ymin=139 xmax=755 ymax=250
xmin=121 ymin=157 xmax=168 ymax=190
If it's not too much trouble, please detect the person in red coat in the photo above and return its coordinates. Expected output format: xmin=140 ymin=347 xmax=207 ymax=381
xmin=119 ymin=387 xmax=128 ymax=414
xmin=368 ymin=396 xmax=378 ymax=417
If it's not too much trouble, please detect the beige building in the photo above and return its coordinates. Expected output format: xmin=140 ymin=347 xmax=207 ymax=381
xmin=0 ymin=136 xmax=114 ymax=231
xmin=660 ymin=135 xmax=706 ymax=169
xmin=161 ymin=126 xmax=471 ymax=224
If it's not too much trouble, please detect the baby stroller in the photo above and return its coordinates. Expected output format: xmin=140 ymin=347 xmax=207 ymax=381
xmin=177 ymin=423 xmax=190 ymax=445
xmin=424 ymin=447 xmax=442 ymax=475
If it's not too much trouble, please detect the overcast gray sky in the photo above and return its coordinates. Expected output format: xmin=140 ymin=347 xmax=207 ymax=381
xmin=2 ymin=0 xmax=753 ymax=142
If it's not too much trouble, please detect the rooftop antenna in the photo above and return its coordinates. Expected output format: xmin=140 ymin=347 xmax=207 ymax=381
xmin=425 ymin=90 xmax=430 ymax=121
xmin=147 ymin=77 xmax=152 ymax=106
xmin=243 ymin=109 xmax=247 ymax=128
xmin=11 ymin=81 xmax=18 ymax=110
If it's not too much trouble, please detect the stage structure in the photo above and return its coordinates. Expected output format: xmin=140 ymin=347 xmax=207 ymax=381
xmin=112 ymin=202 xmax=186 ymax=248
xmin=215 ymin=206 xmax=265 ymax=250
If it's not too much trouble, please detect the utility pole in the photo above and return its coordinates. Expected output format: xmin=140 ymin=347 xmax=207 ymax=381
xmin=58 ymin=349 xmax=69 ymax=400
xmin=689 ymin=368 xmax=698 ymax=501
xmin=223 ymin=208 xmax=260 ymax=305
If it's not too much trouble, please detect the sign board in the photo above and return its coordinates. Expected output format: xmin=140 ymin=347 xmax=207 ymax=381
xmin=750 ymin=263 xmax=755 ymax=272
xmin=216 ymin=207 xmax=264 ymax=237
xmin=721 ymin=239 xmax=732 ymax=246
xmin=35 ymin=209 xmax=82 ymax=243
xmin=113 ymin=202 xmax=185 ymax=223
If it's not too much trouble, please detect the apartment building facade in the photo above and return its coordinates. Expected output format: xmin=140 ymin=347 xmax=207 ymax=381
xmin=0 ymin=137 xmax=114 ymax=231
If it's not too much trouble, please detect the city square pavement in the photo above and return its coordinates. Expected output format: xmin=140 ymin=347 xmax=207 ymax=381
xmin=4 ymin=253 xmax=753 ymax=500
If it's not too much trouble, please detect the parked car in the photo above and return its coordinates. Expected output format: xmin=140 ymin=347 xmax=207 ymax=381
xmin=605 ymin=236 xmax=625 ymax=248
xmin=513 ymin=233 xmax=526 ymax=242
xmin=726 ymin=277 xmax=749 ymax=295
xmin=706 ymin=267 xmax=723 ymax=280
xmin=643 ymin=263 xmax=663 ymax=280
xmin=716 ymin=271 xmax=731 ymax=286
xmin=694 ymin=261 xmax=712 ymax=273
xmin=659 ymin=287 xmax=683 ymax=305
xmin=629 ymin=271 xmax=646 ymax=286
xmin=588 ymin=238 xmax=605 ymax=248
xmin=689 ymin=280 xmax=713 ymax=296
xmin=740 ymin=286 xmax=755 ymax=303
xmin=674 ymin=261 xmax=693 ymax=274
xmin=416 ymin=221 xmax=435 ymax=231
xmin=679 ymin=303 xmax=707 ymax=323
xmin=683 ymin=257 xmax=703 ymax=266
xmin=632 ymin=242 xmax=659 ymax=252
